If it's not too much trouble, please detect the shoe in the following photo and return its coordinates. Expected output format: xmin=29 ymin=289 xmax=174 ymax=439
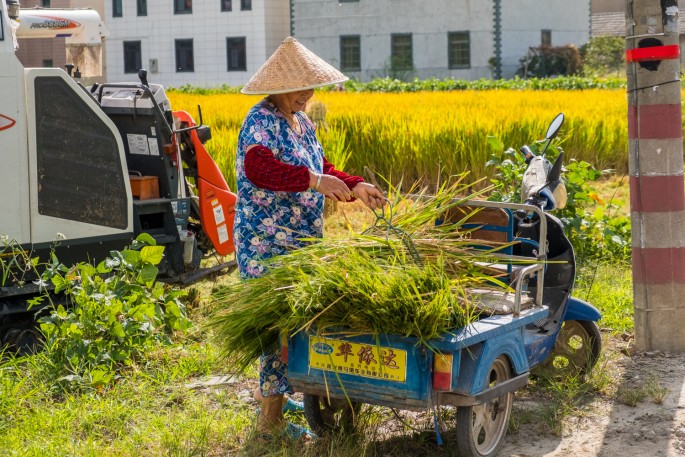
xmin=255 ymin=422 xmax=316 ymax=443
xmin=283 ymin=422 xmax=316 ymax=441
xmin=283 ymin=397 xmax=305 ymax=414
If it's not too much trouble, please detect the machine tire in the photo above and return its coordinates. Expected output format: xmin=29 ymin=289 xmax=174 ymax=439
xmin=456 ymin=356 xmax=513 ymax=457
xmin=303 ymin=394 xmax=361 ymax=436
xmin=535 ymin=319 xmax=602 ymax=379
xmin=3 ymin=327 xmax=43 ymax=356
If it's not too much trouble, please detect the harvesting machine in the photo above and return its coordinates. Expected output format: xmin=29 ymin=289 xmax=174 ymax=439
xmin=0 ymin=1 xmax=237 ymax=352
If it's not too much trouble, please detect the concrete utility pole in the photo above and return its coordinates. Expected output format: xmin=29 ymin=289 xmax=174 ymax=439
xmin=626 ymin=0 xmax=685 ymax=351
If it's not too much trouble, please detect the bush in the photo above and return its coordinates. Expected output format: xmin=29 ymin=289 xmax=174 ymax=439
xmin=580 ymin=36 xmax=625 ymax=77
xmin=517 ymin=45 xmax=583 ymax=78
xmin=35 ymin=234 xmax=190 ymax=392
xmin=168 ymin=76 xmax=628 ymax=96
xmin=485 ymin=137 xmax=631 ymax=264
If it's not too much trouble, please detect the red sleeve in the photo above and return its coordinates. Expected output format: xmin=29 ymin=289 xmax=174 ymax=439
xmin=244 ymin=145 xmax=311 ymax=192
xmin=322 ymin=157 xmax=364 ymax=190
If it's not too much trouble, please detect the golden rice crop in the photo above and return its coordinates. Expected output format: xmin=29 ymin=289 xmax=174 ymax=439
xmin=168 ymin=89 xmax=630 ymax=190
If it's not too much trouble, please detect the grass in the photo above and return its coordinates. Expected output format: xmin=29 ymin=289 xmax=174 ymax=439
xmin=575 ymin=261 xmax=633 ymax=335
xmin=0 ymin=344 xmax=255 ymax=456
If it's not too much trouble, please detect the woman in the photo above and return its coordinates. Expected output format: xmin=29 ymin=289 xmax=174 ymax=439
xmin=234 ymin=37 xmax=385 ymax=439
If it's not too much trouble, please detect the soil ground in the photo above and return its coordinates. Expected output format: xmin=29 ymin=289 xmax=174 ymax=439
xmin=499 ymin=337 xmax=685 ymax=457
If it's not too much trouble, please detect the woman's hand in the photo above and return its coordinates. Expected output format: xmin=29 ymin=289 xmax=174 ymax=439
xmin=351 ymin=182 xmax=386 ymax=210
xmin=310 ymin=172 xmax=352 ymax=201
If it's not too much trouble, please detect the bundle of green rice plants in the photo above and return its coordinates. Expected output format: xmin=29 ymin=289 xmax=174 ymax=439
xmin=207 ymin=178 xmax=529 ymax=370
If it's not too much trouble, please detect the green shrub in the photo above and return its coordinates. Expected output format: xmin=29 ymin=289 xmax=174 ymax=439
xmin=36 ymin=234 xmax=190 ymax=392
xmin=168 ymin=76 xmax=628 ymax=95
xmin=580 ymin=36 xmax=625 ymax=77
xmin=517 ymin=45 xmax=583 ymax=78
xmin=485 ymin=137 xmax=631 ymax=264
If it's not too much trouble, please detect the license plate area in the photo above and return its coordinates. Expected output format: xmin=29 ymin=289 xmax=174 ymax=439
xmin=308 ymin=336 xmax=408 ymax=383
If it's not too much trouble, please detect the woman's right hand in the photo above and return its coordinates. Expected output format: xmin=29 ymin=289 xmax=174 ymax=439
xmin=310 ymin=172 xmax=352 ymax=201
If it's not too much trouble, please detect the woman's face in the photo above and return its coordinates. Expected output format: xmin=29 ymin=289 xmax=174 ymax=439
xmin=273 ymin=89 xmax=314 ymax=113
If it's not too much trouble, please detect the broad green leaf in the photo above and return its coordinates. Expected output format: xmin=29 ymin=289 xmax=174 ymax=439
xmin=120 ymin=249 xmax=141 ymax=265
xmin=110 ymin=322 xmax=125 ymax=338
xmin=138 ymin=264 xmax=159 ymax=287
xmin=486 ymin=136 xmax=504 ymax=153
xmin=140 ymin=246 xmax=165 ymax=266
xmin=135 ymin=232 xmax=157 ymax=246
xmin=96 ymin=259 xmax=113 ymax=273
xmin=51 ymin=275 xmax=68 ymax=293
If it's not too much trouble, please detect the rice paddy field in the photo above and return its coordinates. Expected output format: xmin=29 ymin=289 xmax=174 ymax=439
xmin=168 ymin=89 xmax=630 ymax=189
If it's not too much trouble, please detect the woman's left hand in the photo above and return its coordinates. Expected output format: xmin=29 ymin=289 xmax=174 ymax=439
xmin=351 ymin=182 xmax=386 ymax=210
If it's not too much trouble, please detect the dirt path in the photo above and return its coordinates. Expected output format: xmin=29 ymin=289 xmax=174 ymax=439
xmin=500 ymin=344 xmax=685 ymax=457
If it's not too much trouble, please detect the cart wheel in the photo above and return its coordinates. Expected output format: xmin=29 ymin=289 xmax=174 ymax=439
xmin=456 ymin=356 xmax=512 ymax=457
xmin=303 ymin=394 xmax=361 ymax=436
xmin=535 ymin=320 xmax=602 ymax=379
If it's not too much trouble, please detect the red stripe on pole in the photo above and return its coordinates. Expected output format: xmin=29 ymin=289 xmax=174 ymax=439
xmin=628 ymin=104 xmax=683 ymax=139
xmin=633 ymin=247 xmax=685 ymax=284
xmin=629 ymin=175 xmax=685 ymax=212
xmin=626 ymin=44 xmax=680 ymax=62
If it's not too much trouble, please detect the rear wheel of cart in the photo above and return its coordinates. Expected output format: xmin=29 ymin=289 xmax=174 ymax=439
xmin=303 ymin=394 xmax=361 ymax=436
xmin=455 ymin=356 xmax=512 ymax=457
xmin=535 ymin=319 xmax=602 ymax=379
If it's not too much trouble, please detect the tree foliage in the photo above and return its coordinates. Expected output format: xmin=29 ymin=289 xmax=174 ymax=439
xmin=580 ymin=36 xmax=625 ymax=77
xmin=517 ymin=45 xmax=583 ymax=78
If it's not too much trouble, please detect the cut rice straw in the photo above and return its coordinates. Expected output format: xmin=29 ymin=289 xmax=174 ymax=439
xmin=206 ymin=176 xmax=540 ymax=371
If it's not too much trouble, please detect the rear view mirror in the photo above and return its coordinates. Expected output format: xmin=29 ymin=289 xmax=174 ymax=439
xmin=546 ymin=113 xmax=564 ymax=141
xmin=541 ymin=113 xmax=564 ymax=157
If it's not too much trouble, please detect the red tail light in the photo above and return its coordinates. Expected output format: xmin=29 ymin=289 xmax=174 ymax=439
xmin=432 ymin=353 xmax=453 ymax=391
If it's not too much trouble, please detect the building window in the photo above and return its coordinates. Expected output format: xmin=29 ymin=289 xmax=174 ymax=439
xmin=338 ymin=0 xmax=359 ymax=2
xmin=124 ymin=41 xmax=142 ymax=74
xmin=541 ymin=29 xmax=552 ymax=47
xmin=448 ymin=31 xmax=470 ymax=69
xmin=221 ymin=0 xmax=232 ymax=11
xmin=240 ymin=0 xmax=251 ymax=10
xmin=42 ymin=59 xmax=53 ymax=68
xmin=340 ymin=35 xmax=361 ymax=72
xmin=112 ymin=0 xmax=122 ymax=17
xmin=391 ymin=34 xmax=412 ymax=71
xmin=41 ymin=0 xmax=51 ymax=6
xmin=226 ymin=37 xmax=246 ymax=71
xmin=174 ymin=0 xmax=192 ymax=14
xmin=137 ymin=0 xmax=147 ymax=16
xmin=175 ymin=39 xmax=194 ymax=72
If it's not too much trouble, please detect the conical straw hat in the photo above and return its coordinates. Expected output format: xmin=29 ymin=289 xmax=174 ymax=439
xmin=241 ymin=37 xmax=348 ymax=95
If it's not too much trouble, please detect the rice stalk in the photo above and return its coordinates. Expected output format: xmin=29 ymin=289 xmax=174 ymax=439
xmin=207 ymin=178 xmax=534 ymax=370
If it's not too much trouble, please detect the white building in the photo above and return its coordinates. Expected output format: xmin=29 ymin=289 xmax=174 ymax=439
xmin=292 ymin=0 xmax=591 ymax=81
xmin=101 ymin=0 xmax=590 ymax=88
xmin=103 ymin=0 xmax=290 ymax=88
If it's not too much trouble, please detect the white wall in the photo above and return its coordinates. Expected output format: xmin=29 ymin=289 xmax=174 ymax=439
xmin=102 ymin=0 xmax=591 ymax=86
xmin=294 ymin=0 xmax=494 ymax=81
xmin=104 ymin=0 xmax=290 ymax=88
xmin=294 ymin=0 xmax=591 ymax=81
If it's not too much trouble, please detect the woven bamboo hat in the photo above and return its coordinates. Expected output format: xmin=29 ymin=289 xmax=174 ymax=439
xmin=241 ymin=37 xmax=348 ymax=95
